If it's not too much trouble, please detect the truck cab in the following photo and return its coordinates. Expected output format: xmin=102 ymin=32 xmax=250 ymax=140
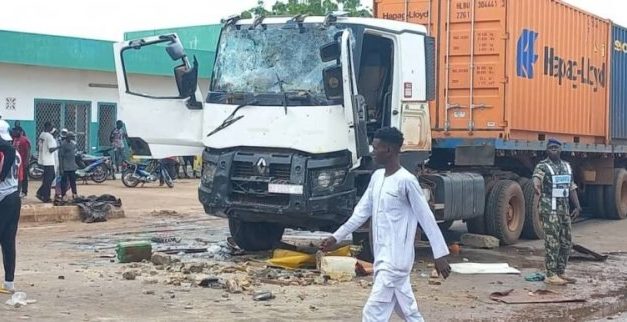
xmin=113 ymin=15 xmax=437 ymax=250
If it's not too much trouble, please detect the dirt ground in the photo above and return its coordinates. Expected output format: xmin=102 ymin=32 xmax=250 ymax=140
xmin=2 ymin=178 xmax=627 ymax=321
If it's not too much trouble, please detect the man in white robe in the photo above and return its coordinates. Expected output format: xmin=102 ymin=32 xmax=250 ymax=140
xmin=321 ymin=127 xmax=451 ymax=322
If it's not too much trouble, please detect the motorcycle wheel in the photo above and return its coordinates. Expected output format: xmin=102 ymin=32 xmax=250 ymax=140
xmin=121 ymin=170 xmax=140 ymax=188
xmin=28 ymin=161 xmax=43 ymax=180
xmin=90 ymin=165 xmax=108 ymax=183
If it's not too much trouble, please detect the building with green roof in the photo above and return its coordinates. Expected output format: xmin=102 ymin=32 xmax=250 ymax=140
xmin=0 ymin=25 xmax=221 ymax=154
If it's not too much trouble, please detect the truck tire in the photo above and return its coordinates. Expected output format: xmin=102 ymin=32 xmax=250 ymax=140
xmin=521 ymin=180 xmax=544 ymax=240
xmin=228 ymin=218 xmax=285 ymax=251
xmin=485 ymin=180 xmax=524 ymax=245
xmin=604 ymin=169 xmax=627 ymax=220
xmin=587 ymin=185 xmax=606 ymax=218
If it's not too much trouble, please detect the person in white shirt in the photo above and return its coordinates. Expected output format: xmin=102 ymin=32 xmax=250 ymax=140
xmin=321 ymin=127 xmax=451 ymax=322
xmin=35 ymin=122 xmax=58 ymax=203
xmin=0 ymin=119 xmax=21 ymax=293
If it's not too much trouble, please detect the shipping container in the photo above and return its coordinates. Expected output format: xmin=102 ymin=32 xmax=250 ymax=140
xmin=611 ymin=23 xmax=627 ymax=143
xmin=375 ymin=0 xmax=611 ymax=144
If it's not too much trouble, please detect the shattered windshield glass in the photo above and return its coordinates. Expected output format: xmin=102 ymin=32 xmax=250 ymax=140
xmin=210 ymin=24 xmax=343 ymax=105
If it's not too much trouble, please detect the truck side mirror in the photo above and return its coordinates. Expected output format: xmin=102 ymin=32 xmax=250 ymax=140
xmin=322 ymin=64 xmax=343 ymax=101
xmin=320 ymin=42 xmax=340 ymax=62
xmin=166 ymin=40 xmax=186 ymax=61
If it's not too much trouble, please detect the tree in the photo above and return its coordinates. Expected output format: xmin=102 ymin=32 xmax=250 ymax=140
xmin=241 ymin=0 xmax=372 ymax=19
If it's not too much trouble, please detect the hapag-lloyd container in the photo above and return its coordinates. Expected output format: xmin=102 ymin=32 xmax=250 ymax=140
xmin=375 ymin=0 xmax=611 ymax=144
xmin=611 ymin=24 xmax=627 ymax=143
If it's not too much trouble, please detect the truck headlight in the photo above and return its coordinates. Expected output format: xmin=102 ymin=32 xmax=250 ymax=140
xmin=201 ymin=162 xmax=217 ymax=187
xmin=312 ymin=168 xmax=347 ymax=191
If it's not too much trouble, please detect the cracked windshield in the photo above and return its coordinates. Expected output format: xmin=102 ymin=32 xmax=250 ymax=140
xmin=211 ymin=24 xmax=342 ymax=101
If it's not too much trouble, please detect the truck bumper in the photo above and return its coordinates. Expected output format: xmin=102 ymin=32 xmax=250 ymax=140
xmin=198 ymin=149 xmax=355 ymax=231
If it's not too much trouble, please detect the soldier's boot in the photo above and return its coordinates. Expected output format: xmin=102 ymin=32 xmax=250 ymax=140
xmin=544 ymin=275 xmax=568 ymax=286
xmin=558 ymin=275 xmax=577 ymax=284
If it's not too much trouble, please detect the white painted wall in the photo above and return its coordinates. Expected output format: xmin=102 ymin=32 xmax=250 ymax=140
xmin=0 ymin=62 xmax=210 ymax=122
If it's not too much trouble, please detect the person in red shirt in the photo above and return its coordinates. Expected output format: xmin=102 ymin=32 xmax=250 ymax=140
xmin=11 ymin=126 xmax=30 ymax=197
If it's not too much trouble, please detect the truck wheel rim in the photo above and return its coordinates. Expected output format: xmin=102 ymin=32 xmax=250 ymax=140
xmin=507 ymin=196 xmax=522 ymax=232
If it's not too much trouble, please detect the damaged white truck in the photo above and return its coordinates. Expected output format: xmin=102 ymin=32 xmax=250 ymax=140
xmin=114 ymin=15 xmax=495 ymax=254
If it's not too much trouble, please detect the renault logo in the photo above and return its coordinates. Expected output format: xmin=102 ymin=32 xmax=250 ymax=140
xmin=256 ymin=158 xmax=268 ymax=176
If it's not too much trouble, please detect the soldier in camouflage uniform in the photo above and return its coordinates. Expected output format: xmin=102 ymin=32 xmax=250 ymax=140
xmin=532 ymin=138 xmax=582 ymax=285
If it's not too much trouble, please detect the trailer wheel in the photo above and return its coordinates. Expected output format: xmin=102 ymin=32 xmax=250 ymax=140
xmin=485 ymin=180 xmax=524 ymax=245
xmin=604 ymin=169 xmax=627 ymax=220
xmin=521 ymin=180 xmax=544 ymax=240
xmin=228 ymin=218 xmax=285 ymax=251
xmin=587 ymin=185 xmax=606 ymax=218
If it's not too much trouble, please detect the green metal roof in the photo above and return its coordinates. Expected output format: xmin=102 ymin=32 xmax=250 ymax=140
xmin=0 ymin=24 xmax=221 ymax=78
xmin=0 ymin=30 xmax=115 ymax=72
xmin=124 ymin=24 xmax=222 ymax=79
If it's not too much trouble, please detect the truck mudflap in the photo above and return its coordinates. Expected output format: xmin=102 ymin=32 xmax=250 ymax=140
xmin=421 ymin=172 xmax=485 ymax=221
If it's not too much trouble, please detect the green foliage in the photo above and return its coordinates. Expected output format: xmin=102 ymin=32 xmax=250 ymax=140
xmin=241 ymin=0 xmax=372 ymax=19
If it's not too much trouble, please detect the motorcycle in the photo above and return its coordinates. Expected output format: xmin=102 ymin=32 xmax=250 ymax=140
xmin=28 ymin=155 xmax=43 ymax=180
xmin=121 ymin=159 xmax=174 ymax=188
xmin=75 ymin=152 xmax=112 ymax=184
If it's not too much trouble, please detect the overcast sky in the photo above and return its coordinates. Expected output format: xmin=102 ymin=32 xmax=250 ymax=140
xmin=0 ymin=0 xmax=626 ymax=41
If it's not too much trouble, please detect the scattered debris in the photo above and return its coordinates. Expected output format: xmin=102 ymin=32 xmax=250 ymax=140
xmin=460 ymin=234 xmax=500 ymax=249
xmin=450 ymin=263 xmax=520 ymax=275
xmin=58 ymin=275 xmax=65 ymax=280
xmin=116 ymin=241 xmax=152 ymax=263
xmin=571 ymin=244 xmax=609 ymax=262
xmin=524 ymin=272 xmax=546 ymax=282
xmin=5 ymin=292 xmax=29 ymax=308
xmin=356 ymin=260 xmax=373 ymax=276
xmin=267 ymin=245 xmax=351 ymax=270
xmin=490 ymin=289 xmax=586 ymax=304
xmin=55 ymin=194 xmax=122 ymax=223
xmin=198 ymin=277 xmax=222 ymax=288
xmin=151 ymin=252 xmax=172 ymax=266
xmin=151 ymin=235 xmax=181 ymax=244
xmin=122 ymin=271 xmax=137 ymax=280
xmin=430 ymin=269 xmax=439 ymax=278
xmin=428 ymin=279 xmax=442 ymax=286
xmin=253 ymin=291 xmax=275 ymax=301
xmin=142 ymin=290 xmax=155 ymax=295
xmin=225 ymin=279 xmax=242 ymax=294
xmin=161 ymin=248 xmax=207 ymax=255
xmin=319 ymin=256 xmax=357 ymax=282
xmin=358 ymin=280 xmax=370 ymax=289
xmin=448 ymin=243 xmax=461 ymax=255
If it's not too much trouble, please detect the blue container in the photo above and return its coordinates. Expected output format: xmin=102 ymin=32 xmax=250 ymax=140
xmin=611 ymin=24 xmax=627 ymax=143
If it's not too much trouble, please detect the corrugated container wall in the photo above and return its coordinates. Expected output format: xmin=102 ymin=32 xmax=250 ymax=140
xmin=611 ymin=24 xmax=627 ymax=143
xmin=375 ymin=0 xmax=611 ymax=144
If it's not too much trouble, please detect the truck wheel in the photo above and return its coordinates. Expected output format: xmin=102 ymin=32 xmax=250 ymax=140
xmin=485 ymin=180 xmax=524 ymax=245
xmin=604 ymin=169 xmax=627 ymax=220
xmin=228 ymin=218 xmax=285 ymax=251
xmin=587 ymin=185 xmax=606 ymax=218
xmin=521 ymin=180 xmax=544 ymax=240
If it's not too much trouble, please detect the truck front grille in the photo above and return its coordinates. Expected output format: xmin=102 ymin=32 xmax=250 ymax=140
xmin=231 ymin=161 xmax=291 ymax=180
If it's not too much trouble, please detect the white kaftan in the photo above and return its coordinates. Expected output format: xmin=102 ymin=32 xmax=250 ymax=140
xmin=332 ymin=168 xmax=449 ymax=322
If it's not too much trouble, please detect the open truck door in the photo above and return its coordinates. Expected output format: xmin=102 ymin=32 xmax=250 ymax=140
xmin=321 ymin=30 xmax=369 ymax=167
xmin=113 ymin=34 xmax=205 ymax=158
